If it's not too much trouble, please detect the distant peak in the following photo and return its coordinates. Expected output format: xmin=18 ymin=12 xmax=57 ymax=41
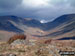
xmin=0 ymin=15 xmax=17 ymax=17
xmin=24 ymin=18 xmax=32 ymax=21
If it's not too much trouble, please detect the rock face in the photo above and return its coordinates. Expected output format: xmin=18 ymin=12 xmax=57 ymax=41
xmin=11 ymin=39 xmax=26 ymax=46
xmin=7 ymin=34 xmax=26 ymax=44
xmin=0 ymin=40 xmax=75 ymax=56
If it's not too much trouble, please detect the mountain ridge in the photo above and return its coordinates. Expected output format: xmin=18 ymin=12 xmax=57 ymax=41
xmin=0 ymin=14 xmax=75 ymax=40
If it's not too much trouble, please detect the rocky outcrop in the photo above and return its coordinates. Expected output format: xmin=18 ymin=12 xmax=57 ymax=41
xmin=10 ymin=39 xmax=26 ymax=46
xmin=7 ymin=34 xmax=26 ymax=44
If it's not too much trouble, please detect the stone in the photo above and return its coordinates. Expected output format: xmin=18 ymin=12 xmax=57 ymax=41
xmin=10 ymin=39 xmax=26 ymax=46
xmin=7 ymin=54 xmax=16 ymax=56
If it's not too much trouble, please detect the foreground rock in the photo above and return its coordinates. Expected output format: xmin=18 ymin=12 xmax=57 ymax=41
xmin=10 ymin=39 xmax=26 ymax=46
xmin=0 ymin=53 xmax=16 ymax=56
xmin=0 ymin=40 xmax=75 ymax=56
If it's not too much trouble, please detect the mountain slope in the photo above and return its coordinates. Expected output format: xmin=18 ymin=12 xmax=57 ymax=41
xmin=0 ymin=16 xmax=45 ymax=35
xmin=44 ymin=14 xmax=75 ymax=30
xmin=23 ymin=18 xmax=44 ymax=28
xmin=34 ymin=14 xmax=75 ymax=39
xmin=0 ymin=16 xmax=24 ymax=33
xmin=0 ymin=15 xmax=46 ymax=41
xmin=0 ymin=14 xmax=75 ymax=40
xmin=46 ymin=14 xmax=75 ymax=37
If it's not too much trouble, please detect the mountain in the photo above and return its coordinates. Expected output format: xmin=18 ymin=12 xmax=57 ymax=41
xmin=0 ymin=15 xmax=46 ymax=41
xmin=23 ymin=18 xmax=44 ymax=28
xmin=44 ymin=14 xmax=75 ymax=30
xmin=33 ymin=14 xmax=75 ymax=39
xmin=0 ymin=14 xmax=75 ymax=40
xmin=0 ymin=16 xmax=45 ymax=33
xmin=46 ymin=14 xmax=75 ymax=37
xmin=0 ymin=16 xmax=24 ymax=33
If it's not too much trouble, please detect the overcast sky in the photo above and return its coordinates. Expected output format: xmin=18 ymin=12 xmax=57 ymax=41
xmin=0 ymin=0 xmax=75 ymax=22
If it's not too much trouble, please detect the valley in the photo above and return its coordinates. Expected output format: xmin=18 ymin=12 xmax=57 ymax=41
xmin=0 ymin=14 xmax=75 ymax=56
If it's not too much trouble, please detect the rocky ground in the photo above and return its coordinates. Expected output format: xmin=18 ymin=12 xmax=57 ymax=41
xmin=0 ymin=39 xmax=75 ymax=56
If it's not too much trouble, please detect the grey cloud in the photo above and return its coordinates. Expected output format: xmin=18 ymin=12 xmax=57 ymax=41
xmin=0 ymin=0 xmax=22 ymax=10
xmin=0 ymin=0 xmax=75 ymax=21
xmin=68 ymin=0 xmax=75 ymax=7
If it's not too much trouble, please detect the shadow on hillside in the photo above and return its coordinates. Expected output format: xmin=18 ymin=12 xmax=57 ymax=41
xmin=57 ymin=36 xmax=75 ymax=40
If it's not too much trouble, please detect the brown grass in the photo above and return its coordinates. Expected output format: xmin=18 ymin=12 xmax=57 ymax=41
xmin=7 ymin=34 xmax=26 ymax=44
xmin=44 ymin=39 xmax=52 ymax=44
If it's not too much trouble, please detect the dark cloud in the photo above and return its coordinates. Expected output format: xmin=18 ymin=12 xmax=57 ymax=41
xmin=68 ymin=0 xmax=75 ymax=7
xmin=0 ymin=0 xmax=75 ymax=22
xmin=0 ymin=0 xmax=22 ymax=10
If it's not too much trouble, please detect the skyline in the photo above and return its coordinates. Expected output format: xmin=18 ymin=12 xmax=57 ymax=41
xmin=0 ymin=0 xmax=75 ymax=22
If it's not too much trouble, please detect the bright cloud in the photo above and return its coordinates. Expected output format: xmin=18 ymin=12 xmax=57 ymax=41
xmin=40 ymin=20 xmax=49 ymax=23
xmin=22 ymin=0 xmax=49 ymax=8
